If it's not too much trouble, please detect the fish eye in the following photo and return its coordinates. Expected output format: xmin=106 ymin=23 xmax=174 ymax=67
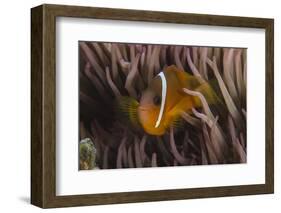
xmin=153 ymin=95 xmax=161 ymax=105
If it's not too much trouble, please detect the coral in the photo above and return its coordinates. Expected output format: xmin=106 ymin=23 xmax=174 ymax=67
xmin=79 ymin=138 xmax=97 ymax=170
xmin=79 ymin=42 xmax=247 ymax=169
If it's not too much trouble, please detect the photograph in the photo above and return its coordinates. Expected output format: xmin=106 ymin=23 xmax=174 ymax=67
xmin=78 ymin=42 xmax=247 ymax=170
xmin=29 ymin=3 xmax=274 ymax=208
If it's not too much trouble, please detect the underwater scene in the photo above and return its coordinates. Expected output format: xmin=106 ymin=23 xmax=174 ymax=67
xmin=79 ymin=42 xmax=247 ymax=170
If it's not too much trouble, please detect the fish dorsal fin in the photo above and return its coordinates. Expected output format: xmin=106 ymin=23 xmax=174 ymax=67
xmin=165 ymin=65 xmax=201 ymax=90
xmin=165 ymin=65 xmax=180 ymax=73
xmin=165 ymin=65 xmax=222 ymax=108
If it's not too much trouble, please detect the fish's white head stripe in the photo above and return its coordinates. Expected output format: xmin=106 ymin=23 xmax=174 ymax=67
xmin=155 ymin=72 xmax=167 ymax=128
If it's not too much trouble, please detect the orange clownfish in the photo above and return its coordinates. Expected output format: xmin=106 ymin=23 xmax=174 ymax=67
xmin=119 ymin=65 xmax=218 ymax=136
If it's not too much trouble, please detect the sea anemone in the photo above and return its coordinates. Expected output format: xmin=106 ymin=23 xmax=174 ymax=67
xmin=79 ymin=42 xmax=247 ymax=169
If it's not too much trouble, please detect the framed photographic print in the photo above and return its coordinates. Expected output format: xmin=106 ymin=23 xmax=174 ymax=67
xmin=31 ymin=4 xmax=274 ymax=208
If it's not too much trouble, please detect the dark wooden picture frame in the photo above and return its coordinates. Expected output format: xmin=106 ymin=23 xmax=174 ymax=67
xmin=31 ymin=4 xmax=274 ymax=208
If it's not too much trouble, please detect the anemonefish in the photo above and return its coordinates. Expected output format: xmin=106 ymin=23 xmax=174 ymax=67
xmin=119 ymin=65 xmax=219 ymax=136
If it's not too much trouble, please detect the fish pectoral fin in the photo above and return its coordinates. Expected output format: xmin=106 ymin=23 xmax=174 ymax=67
xmin=162 ymin=112 xmax=184 ymax=132
xmin=116 ymin=96 xmax=140 ymax=128
xmin=171 ymin=116 xmax=185 ymax=130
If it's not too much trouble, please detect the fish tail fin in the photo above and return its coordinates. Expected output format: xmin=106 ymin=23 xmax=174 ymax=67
xmin=208 ymin=78 xmax=225 ymax=104
xmin=116 ymin=96 xmax=140 ymax=128
xmin=192 ymin=79 xmax=228 ymax=122
xmin=193 ymin=80 xmax=224 ymax=108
